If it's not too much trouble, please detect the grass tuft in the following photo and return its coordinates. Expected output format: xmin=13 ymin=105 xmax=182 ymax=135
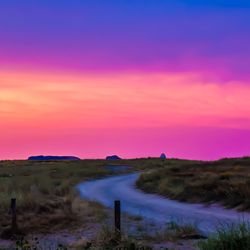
xmin=198 ymin=222 xmax=250 ymax=250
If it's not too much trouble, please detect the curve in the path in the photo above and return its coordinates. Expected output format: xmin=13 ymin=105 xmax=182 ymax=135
xmin=77 ymin=173 xmax=250 ymax=235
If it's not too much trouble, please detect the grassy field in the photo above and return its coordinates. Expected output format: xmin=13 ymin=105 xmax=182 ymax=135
xmin=137 ymin=157 xmax=250 ymax=211
xmin=0 ymin=160 xmax=110 ymax=238
xmin=0 ymin=158 xmax=167 ymax=238
xmin=1 ymin=157 xmax=250 ymax=249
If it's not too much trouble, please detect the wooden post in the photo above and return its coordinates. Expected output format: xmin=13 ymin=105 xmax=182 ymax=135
xmin=114 ymin=200 xmax=121 ymax=237
xmin=10 ymin=198 xmax=17 ymax=233
xmin=130 ymin=243 xmax=136 ymax=250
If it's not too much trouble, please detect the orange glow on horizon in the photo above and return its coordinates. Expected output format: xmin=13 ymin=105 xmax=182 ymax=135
xmin=1 ymin=70 xmax=250 ymax=131
xmin=1 ymin=70 xmax=250 ymax=160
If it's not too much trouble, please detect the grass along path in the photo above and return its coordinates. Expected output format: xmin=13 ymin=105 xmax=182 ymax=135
xmin=0 ymin=158 xmax=171 ymax=238
xmin=136 ymin=157 xmax=250 ymax=211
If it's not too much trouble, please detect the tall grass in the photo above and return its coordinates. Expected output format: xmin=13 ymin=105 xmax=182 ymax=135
xmin=137 ymin=157 xmax=250 ymax=210
xmin=198 ymin=222 xmax=250 ymax=250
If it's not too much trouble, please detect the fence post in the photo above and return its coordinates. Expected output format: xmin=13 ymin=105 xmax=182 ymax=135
xmin=10 ymin=198 xmax=17 ymax=233
xmin=114 ymin=200 xmax=121 ymax=238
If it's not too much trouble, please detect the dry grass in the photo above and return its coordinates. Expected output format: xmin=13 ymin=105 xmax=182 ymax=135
xmin=137 ymin=157 xmax=250 ymax=211
xmin=82 ymin=224 xmax=152 ymax=249
xmin=0 ymin=158 xmax=170 ymax=238
xmin=4 ymin=156 xmax=244 ymax=244
xmin=0 ymin=160 xmax=115 ymax=237
xmin=198 ymin=222 xmax=250 ymax=250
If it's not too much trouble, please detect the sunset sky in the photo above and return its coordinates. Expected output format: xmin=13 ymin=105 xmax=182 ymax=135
xmin=1 ymin=0 xmax=250 ymax=160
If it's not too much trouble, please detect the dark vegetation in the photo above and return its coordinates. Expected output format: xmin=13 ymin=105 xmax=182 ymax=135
xmin=137 ymin=157 xmax=250 ymax=211
xmin=28 ymin=155 xmax=81 ymax=160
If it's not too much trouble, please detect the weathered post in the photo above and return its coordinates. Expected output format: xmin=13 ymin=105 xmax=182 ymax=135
xmin=10 ymin=198 xmax=17 ymax=233
xmin=114 ymin=200 xmax=121 ymax=238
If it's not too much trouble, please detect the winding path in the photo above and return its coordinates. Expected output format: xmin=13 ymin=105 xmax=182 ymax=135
xmin=77 ymin=173 xmax=250 ymax=235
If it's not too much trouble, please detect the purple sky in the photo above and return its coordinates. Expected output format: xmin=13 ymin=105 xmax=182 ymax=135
xmin=0 ymin=0 xmax=250 ymax=160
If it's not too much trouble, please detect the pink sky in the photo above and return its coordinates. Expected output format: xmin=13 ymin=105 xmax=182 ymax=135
xmin=1 ymin=70 xmax=250 ymax=160
xmin=1 ymin=1 xmax=250 ymax=160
